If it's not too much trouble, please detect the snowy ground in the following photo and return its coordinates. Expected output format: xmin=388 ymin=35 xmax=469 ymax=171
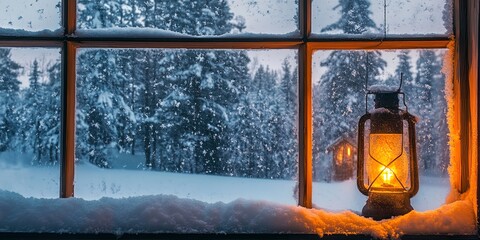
xmin=0 ymin=152 xmax=449 ymax=213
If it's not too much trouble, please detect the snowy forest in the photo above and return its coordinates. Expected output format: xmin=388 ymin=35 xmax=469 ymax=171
xmin=0 ymin=0 xmax=448 ymax=183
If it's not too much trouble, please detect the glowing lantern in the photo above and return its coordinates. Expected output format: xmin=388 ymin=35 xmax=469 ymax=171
xmin=357 ymin=88 xmax=419 ymax=220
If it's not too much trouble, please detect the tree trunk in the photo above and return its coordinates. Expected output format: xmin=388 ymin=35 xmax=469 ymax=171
xmin=144 ymin=123 xmax=151 ymax=169
xmin=152 ymin=125 xmax=157 ymax=170
xmin=35 ymin=120 xmax=41 ymax=163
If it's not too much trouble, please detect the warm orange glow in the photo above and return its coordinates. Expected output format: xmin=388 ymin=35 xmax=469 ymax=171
xmin=336 ymin=146 xmax=344 ymax=165
xmin=347 ymin=146 xmax=351 ymax=157
xmin=379 ymin=166 xmax=394 ymax=187
xmin=366 ymin=133 xmax=410 ymax=191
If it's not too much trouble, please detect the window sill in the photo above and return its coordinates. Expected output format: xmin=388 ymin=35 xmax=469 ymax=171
xmin=0 ymin=233 xmax=477 ymax=240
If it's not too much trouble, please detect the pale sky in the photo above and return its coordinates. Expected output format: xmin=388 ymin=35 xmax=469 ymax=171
xmin=9 ymin=48 xmax=61 ymax=89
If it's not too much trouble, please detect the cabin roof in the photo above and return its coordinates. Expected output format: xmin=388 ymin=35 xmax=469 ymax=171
xmin=326 ymin=135 xmax=357 ymax=152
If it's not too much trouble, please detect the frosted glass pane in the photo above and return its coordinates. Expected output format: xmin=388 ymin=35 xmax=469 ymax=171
xmin=312 ymin=0 xmax=452 ymax=37
xmin=0 ymin=48 xmax=62 ymax=198
xmin=76 ymin=0 xmax=298 ymax=37
xmin=312 ymin=49 xmax=450 ymax=212
xmin=0 ymin=0 xmax=62 ymax=36
xmin=75 ymin=48 xmax=298 ymax=204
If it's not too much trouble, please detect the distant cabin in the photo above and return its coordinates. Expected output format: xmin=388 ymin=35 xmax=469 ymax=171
xmin=327 ymin=136 xmax=357 ymax=181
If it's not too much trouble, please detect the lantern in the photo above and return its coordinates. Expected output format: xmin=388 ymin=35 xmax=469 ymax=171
xmin=357 ymin=88 xmax=419 ymax=220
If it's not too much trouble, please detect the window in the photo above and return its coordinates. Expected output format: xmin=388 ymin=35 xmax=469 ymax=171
xmin=74 ymin=48 xmax=298 ymax=203
xmin=0 ymin=0 xmax=477 ymax=238
xmin=0 ymin=0 xmax=62 ymax=35
xmin=312 ymin=0 xmax=452 ymax=36
xmin=0 ymin=47 xmax=61 ymax=198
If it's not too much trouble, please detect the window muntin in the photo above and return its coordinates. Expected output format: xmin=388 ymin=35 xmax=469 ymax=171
xmin=76 ymin=0 xmax=299 ymax=37
xmin=312 ymin=49 xmax=450 ymax=211
xmin=0 ymin=0 xmax=62 ymax=36
xmin=74 ymin=48 xmax=298 ymax=203
xmin=0 ymin=47 xmax=61 ymax=198
xmin=311 ymin=0 xmax=453 ymax=37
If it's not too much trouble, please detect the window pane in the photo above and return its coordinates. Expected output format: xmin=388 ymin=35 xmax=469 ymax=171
xmin=312 ymin=0 xmax=452 ymax=37
xmin=76 ymin=0 xmax=298 ymax=37
xmin=312 ymin=49 xmax=450 ymax=212
xmin=75 ymin=48 xmax=298 ymax=204
xmin=0 ymin=48 xmax=61 ymax=198
xmin=0 ymin=1 xmax=62 ymax=36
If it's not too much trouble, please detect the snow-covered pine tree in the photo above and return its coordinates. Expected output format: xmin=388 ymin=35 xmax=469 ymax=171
xmin=129 ymin=0 xmax=249 ymax=174
xmin=77 ymin=0 xmax=120 ymax=29
xmin=226 ymin=63 xmax=255 ymax=177
xmin=76 ymin=0 xmax=251 ymax=177
xmin=414 ymin=50 xmax=442 ymax=173
xmin=20 ymin=59 xmax=62 ymax=164
xmin=321 ymin=0 xmax=377 ymax=34
xmin=138 ymin=50 xmax=169 ymax=170
xmin=231 ymin=65 xmax=278 ymax=178
xmin=21 ymin=59 xmax=45 ymax=162
xmin=0 ymin=49 xmax=21 ymax=152
xmin=182 ymin=49 xmax=250 ymax=175
xmin=114 ymin=50 xmax=138 ymax=156
xmin=148 ymin=0 xmax=248 ymax=175
xmin=312 ymin=0 xmax=386 ymax=181
xmin=15 ymin=61 xmax=34 ymax=154
xmin=118 ymin=0 xmax=138 ymax=27
xmin=271 ymin=59 xmax=297 ymax=179
xmin=259 ymin=65 xmax=281 ymax=179
xmin=76 ymin=50 xmax=127 ymax=168
xmin=42 ymin=60 xmax=62 ymax=164
xmin=78 ymin=0 xmax=141 ymax=158
xmin=155 ymin=51 xmax=197 ymax=173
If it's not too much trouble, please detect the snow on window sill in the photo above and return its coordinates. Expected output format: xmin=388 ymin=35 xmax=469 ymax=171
xmin=0 ymin=190 xmax=475 ymax=239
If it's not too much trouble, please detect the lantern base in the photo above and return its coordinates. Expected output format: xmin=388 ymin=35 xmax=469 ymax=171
xmin=362 ymin=191 xmax=413 ymax=220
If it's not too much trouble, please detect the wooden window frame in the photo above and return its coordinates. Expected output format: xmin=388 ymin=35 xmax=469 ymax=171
xmin=0 ymin=0 xmax=477 ymax=239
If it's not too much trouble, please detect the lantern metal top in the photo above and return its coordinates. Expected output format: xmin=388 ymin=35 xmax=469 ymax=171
xmin=365 ymin=85 xmax=408 ymax=113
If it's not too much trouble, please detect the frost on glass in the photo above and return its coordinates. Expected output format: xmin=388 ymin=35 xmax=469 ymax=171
xmin=0 ymin=0 xmax=62 ymax=36
xmin=312 ymin=0 xmax=453 ymax=37
xmin=312 ymin=49 xmax=450 ymax=212
xmin=76 ymin=0 xmax=298 ymax=36
xmin=0 ymin=48 xmax=61 ymax=198
xmin=75 ymin=49 xmax=298 ymax=203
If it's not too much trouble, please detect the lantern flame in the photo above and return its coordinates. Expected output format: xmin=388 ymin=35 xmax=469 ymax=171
xmin=379 ymin=166 xmax=394 ymax=187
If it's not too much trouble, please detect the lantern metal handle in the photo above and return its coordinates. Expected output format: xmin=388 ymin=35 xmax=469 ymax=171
xmin=357 ymin=113 xmax=371 ymax=196
xmin=404 ymin=112 xmax=419 ymax=197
